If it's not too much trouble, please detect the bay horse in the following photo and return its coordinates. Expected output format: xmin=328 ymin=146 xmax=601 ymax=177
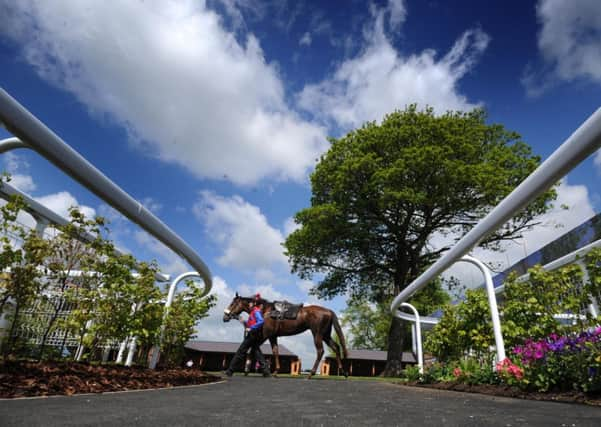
xmin=223 ymin=294 xmax=348 ymax=378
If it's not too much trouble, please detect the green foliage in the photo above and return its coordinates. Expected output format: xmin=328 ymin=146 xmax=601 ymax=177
xmin=425 ymin=289 xmax=493 ymax=360
xmin=285 ymin=105 xmax=554 ymax=301
xmin=341 ymin=298 xmax=391 ymax=350
xmin=342 ymin=281 xmax=449 ymax=351
xmin=501 ymin=250 xmax=601 ymax=350
xmin=0 ymin=173 xmax=215 ymax=364
xmin=37 ymin=208 xmax=108 ymax=359
xmin=283 ymin=105 xmax=554 ymax=370
xmin=423 ymin=247 xmax=601 ymax=394
xmin=456 ymin=356 xmax=500 ymax=385
xmin=400 ymin=364 xmax=421 ymax=382
xmin=0 ymin=188 xmax=50 ymax=357
xmin=421 ymin=361 xmax=456 ymax=384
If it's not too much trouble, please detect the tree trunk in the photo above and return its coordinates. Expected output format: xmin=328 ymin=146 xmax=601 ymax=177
xmin=381 ymin=315 xmax=407 ymax=376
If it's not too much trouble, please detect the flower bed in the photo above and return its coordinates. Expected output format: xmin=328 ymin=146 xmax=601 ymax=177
xmin=401 ymin=327 xmax=601 ymax=406
xmin=0 ymin=360 xmax=221 ymax=398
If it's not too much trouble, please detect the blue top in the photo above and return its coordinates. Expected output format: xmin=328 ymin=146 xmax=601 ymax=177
xmin=248 ymin=308 xmax=264 ymax=330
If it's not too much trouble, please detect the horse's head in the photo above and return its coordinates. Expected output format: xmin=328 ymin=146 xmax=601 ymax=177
xmin=223 ymin=293 xmax=252 ymax=322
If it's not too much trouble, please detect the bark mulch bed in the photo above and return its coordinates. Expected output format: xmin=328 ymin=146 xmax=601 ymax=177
xmin=0 ymin=360 xmax=221 ymax=398
xmin=409 ymin=381 xmax=601 ymax=406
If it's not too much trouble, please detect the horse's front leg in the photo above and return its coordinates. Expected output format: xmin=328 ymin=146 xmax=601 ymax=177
xmin=270 ymin=336 xmax=280 ymax=376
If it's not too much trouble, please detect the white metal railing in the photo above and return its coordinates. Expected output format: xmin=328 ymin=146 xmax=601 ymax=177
xmin=391 ymin=107 xmax=601 ymax=318
xmin=0 ymin=87 xmax=211 ymax=296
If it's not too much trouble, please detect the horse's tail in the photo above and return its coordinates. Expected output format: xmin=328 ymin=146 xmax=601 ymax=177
xmin=331 ymin=311 xmax=348 ymax=359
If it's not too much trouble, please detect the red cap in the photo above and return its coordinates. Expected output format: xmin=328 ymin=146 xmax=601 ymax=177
xmin=254 ymin=293 xmax=261 ymax=301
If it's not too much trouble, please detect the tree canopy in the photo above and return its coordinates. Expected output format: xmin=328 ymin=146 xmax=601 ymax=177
xmin=284 ymin=105 xmax=556 ymax=374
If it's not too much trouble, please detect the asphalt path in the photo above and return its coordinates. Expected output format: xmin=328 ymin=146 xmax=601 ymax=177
xmin=1 ymin=375 xmax=599 ymax=426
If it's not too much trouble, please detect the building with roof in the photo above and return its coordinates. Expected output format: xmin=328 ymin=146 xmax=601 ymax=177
xmin=323 ymin=349 xmax=417 ymax=377
xmin=184 ymin=340 xmax=300 ymax=374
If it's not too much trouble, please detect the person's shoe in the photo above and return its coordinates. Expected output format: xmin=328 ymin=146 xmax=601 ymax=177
xmin=224 ymin=370 xmax=233 ymax=377
xmin=263 ymin=371 xmax=271 ymax=377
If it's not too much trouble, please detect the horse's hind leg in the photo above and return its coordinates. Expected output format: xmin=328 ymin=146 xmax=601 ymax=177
xmin=270 ymin=336 xmax=280 ymax=376
xmin=324 ymin=336 xmax=347 ymax=378
xmin=308 ymin=335 xmax=324 ymax=379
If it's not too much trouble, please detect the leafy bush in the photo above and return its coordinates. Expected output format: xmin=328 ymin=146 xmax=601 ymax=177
xmin=425 ymin=289 xmax=493 ymax=360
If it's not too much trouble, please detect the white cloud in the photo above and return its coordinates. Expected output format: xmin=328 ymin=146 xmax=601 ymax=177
xmin=238 ymin=283 xmax=288 ymax=301
xmin=283 ymin=216 xmax=300 ymax=236
xmin=194 ymin=276 xmax=243 ymax=342
xmin=1 ymin=0 xmax=327 ymax=186
xmin=133 ymin=230 xmax=188 ymax=275
xmin=299 ymin=32 xmax=312 ymax=47
xmin=8 ymin=174 xmax=36 ymax=193
xmin=193 ymin=191 xmax=288 ymax=272
xmin=297 ymin=7 xmax=489 ymax=129
xmin=297 ymin=279 xmax=314 ymax=294
xmin=2 ymin=152 xmax=36 ymax=193
xmin=523 ymin=0 xmax=601 ymax=96
xmin=34 ymin=191 xmax=96 ymax=220
xmin=141 ymin=197 xmax=163 ymax=214
xmin=383 ymin=0 xmax=407 ymax=32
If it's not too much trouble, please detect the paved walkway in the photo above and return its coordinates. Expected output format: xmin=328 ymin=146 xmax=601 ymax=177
xmin=1 ymin=376 xmax=599 ymax=426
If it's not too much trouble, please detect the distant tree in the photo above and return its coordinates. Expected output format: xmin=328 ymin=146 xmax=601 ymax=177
xmin=342 ymin=281 xmax=450 ymax=351
xmin=285 ymin=105 xmax=556 ymax=375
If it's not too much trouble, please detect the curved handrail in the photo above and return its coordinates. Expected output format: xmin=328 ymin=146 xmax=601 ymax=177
xmin=0 ymin=88 xmax=211 ymax=296
xmin=397 ymin=302 xmax=423 ymax=373
xmin=148 ymin=271 xmax=201 ymax=368
xmin=460 ymin=255 xmax=505 ymax=361
xmin=391 ymin=107 xmax=601 ymax=315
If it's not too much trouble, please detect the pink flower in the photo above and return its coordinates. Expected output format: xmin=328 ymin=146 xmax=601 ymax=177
xmin=453 ymin=367 xmax=462 ymax=378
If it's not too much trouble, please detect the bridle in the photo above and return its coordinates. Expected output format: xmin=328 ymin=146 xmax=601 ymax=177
xmin=223 ymin=296 xmax=251 ymax=322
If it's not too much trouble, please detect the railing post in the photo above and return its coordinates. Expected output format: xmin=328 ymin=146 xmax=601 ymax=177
xmin=459 ymin=255 xmax=506 ymax=362
xmin=398 ymin=302 xmax=423 ymax=374
xmin=149 ymin=272 xmax=201 ymax=369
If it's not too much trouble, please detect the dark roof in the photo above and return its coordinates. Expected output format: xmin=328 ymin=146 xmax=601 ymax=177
xmin=185 ymin=340 xmax=298 ymax=357
xmin=327 ymin=349 xmax=416 ymax=363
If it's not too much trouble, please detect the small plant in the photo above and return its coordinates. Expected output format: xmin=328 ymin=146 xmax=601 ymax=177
xmin=400 ymin=365 xmax=422 ymax=382
xmin=421 ymin=362 xmax=455 ymax=384
xmin=495 ymin=358 xmax=524 ymax=386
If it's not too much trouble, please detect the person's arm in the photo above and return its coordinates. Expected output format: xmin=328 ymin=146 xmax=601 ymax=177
xmin=250 ymin=310 xmax=264 ymax=329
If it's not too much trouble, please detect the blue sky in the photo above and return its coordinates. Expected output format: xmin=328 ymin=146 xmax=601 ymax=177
xmin=1 ymin=0 xmax=601 ymax=367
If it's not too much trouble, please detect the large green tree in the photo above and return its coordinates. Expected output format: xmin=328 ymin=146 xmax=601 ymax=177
xmin=284 ymin=105 xmax=556 ymax=375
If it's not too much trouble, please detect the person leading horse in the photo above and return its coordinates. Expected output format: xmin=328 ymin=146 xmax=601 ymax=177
xmin=224 ymin=293 xmax=348 ymax=378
